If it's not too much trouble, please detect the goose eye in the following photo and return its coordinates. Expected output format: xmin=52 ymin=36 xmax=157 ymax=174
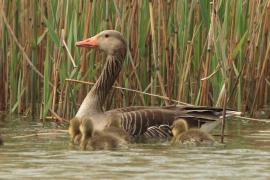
xmin=105 ymin=34 xmax=109 ymax=38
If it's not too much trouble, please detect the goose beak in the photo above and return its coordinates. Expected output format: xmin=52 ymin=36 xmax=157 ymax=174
xmin=76 ymin=36 xmax=97 ymax=48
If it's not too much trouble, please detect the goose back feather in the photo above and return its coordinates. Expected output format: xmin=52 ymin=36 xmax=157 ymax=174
xmin=106 ymin=105 xmax=239 ymax=138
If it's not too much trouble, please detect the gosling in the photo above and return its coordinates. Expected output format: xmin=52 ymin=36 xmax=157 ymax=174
xmin=79 ymin=117 xmax=127 ymax=150
xmin=171 ymin=118 xmax=215 ymax=146
xmin=68 ymin=117 xmax=81 ymax=145
xmin=104 ymin=114 xmax=130 ymax=141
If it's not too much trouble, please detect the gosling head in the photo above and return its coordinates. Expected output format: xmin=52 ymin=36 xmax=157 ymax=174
xmin=171 ymin=118 xmax=189 ymax=137
xmin=80 ymin=118 xmax=94 ymax=138
xmin=106 ymin=114 xmax=122 ymax=128
xmin=76 ymin=30 xmax=127 ymax=55
xmin=80 ymin=117 xmax=95 ymax=150
xmin=69 ymin=118 xmax=81 ymax=138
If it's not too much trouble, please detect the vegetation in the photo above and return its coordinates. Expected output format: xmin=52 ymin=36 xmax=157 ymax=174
xmin=0 ymin=0 xmax=269 ymax=120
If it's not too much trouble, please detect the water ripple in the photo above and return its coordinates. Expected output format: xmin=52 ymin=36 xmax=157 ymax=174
xmin=0 ymin=118 xmax=270 ymax=179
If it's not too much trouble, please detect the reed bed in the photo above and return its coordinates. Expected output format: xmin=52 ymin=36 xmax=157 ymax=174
xmin=0 ymin=0 xmax=269 ymax=120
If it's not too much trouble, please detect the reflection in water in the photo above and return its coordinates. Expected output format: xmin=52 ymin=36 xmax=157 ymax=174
xmin=0 ymin=116 xmax=269 ymax=179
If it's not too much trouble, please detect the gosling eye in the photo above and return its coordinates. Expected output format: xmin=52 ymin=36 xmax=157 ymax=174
xmin=105 ymin=34 xmax=109 ymax=38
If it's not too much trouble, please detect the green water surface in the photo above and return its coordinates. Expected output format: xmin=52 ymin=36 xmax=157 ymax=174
xmin=0 ymin=115 xmax=269 ymax=179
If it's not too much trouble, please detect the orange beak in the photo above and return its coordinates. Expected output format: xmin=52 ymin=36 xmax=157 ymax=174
xmin=75 ymin=36 xmax=97 ymax=48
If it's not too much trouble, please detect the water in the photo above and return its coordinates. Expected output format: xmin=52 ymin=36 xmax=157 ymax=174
xmin=0 ymin=115 xmax=270 ymax=179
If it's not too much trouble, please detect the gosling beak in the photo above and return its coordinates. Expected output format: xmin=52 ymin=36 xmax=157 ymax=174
xmin=76 ymin=36 xmax=97 ymax=48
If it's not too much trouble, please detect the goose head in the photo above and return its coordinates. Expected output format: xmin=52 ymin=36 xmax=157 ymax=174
xmin=171 ymin=118 xmax=188 ymax=137
xmin=76 ymin=30 xmax=127 ymax=55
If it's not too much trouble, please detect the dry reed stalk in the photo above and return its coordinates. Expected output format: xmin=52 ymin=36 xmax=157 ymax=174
xmin=114 ymin=1 xmax=145 ymax=105
xmin=48 ymin=108 xmax=66 ymax=122
xmin=12 ymin=131 xmax=68 ymax=139
xmin=62 ymin=30 xmax=77 ymax=68
xmin=251 ymin=41 xmax=270 ymax=115
xmin=149 ymin=0 xmax=169 ymax=105
xmin=0 ymin=0 xmax=4 ymax=110
xmin=242 ymin=0 xmax=255 ymax=112
xmin=125 ymin=2 xmax=144 ymax=105
xmin=221 ymin=79 xmax=228 ymax=143
xmin=200 ymin=1 xmax=215 ymax=106
xmin=78 ymin=0 xmax=93 ymax=103
xmin=51 ymin=50 xmax=60 ymax=112
xmin=0 ymin=9 xmax=51 ymax=85
xmin=256 ymin=2 xmax=270 ymax=109
xmin=177 ymin=41 xmax=192 ymax=101
xmin=127 ymin=51 xmax=146 ymax=105
xmin=241 ymin=0 xmax=270 ymax=114
xmin=235 ymin=116 xmax=270 ymax=123
xmin=160 ymin=1 xmax=172 ymax=99
xmin=1 ymin=0 xmax=269 ymax=118
xmin=223 ymin=0 xmax=237 ymax=108
xmin=58 ymin=82 xmax=65 ymax=116
xmin=65 ymin=78 xmax=191 ymax=107
xmin=177 ymin=17 xmax=199 ymax=102
xmin=127 ymin=1 xmax=138 ymax=68
xmin=62 ymin=81 xmax=69 ymax=118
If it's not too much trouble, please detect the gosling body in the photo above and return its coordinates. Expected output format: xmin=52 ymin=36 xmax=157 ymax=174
xmin=171 ymin=118 xmax=215 ymax=146
xmin=89 ymin=131 xmax=127 ymax=150
xmin=104 ymin=114 xmax=130 ymax=141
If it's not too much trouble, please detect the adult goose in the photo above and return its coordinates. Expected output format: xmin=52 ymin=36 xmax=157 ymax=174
xmin=72 ymin=30 xmax=239 ymax=142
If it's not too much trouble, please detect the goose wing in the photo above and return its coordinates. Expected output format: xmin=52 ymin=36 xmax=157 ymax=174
xmin=107 ymin=105 xmax=240 ymax=138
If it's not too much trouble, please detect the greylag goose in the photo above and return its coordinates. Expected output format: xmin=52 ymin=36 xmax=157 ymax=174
xmin=171 ymin=118 xmax=215 ymax=146
xmin=72 ymin=30 xmax=240 ymax=144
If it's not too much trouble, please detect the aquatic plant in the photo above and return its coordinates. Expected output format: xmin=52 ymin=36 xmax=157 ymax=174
xmin=0 ymin=0 xmax=269 ymax=120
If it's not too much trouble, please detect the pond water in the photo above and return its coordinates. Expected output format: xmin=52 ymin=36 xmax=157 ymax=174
xmin=0 ymin=115 xmax=269 ymax=179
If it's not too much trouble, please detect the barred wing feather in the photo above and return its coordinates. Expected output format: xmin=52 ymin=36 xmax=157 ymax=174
xmin=107 ymin=105 xmax=240 ymax=138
